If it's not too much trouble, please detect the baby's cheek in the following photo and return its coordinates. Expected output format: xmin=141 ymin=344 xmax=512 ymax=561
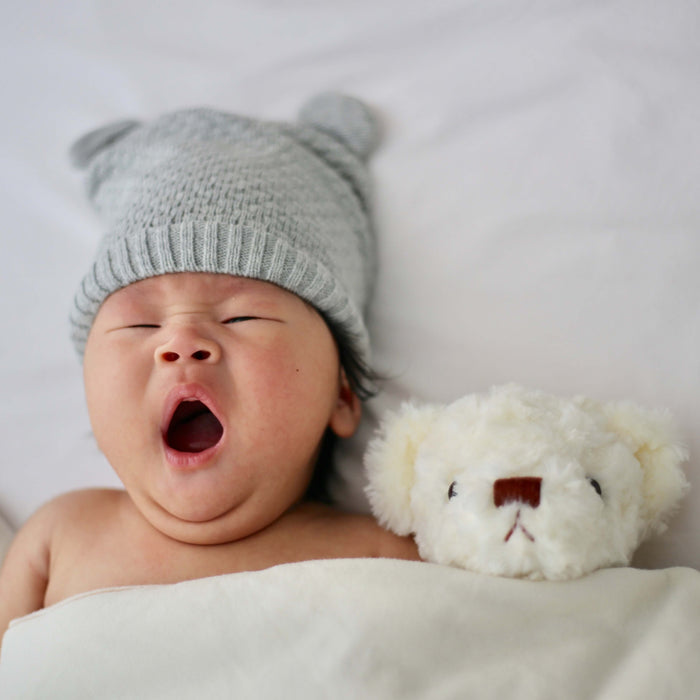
xmin=253 ymin=339 xmax=336 ymax=402
xmin=84 ymin=351 xmax=149 ymax=451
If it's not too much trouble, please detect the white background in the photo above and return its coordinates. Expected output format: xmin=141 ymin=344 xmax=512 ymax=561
xmin=0 ymin=0 xmax=698 ymax=569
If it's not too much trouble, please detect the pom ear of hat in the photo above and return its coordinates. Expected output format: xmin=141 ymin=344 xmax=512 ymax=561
xmin=69 ymin=119 xmax=141 ymax=169
xmin=298 ymin=92 xmax=380 ymax=160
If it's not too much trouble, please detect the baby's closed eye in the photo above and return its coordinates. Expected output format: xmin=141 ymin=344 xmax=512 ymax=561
xmin=105 ymin=323 xmax=160 ymax=333
xmin=223 ymin=316 xmax=259 ymax=324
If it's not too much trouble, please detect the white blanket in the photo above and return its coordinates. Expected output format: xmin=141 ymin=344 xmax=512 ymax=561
xmin=1 ymin=559 xmax=698 ymax=699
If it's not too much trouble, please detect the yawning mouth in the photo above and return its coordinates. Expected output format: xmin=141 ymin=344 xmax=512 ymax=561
xmin=165 ymin=399 xmax=224 ymax=453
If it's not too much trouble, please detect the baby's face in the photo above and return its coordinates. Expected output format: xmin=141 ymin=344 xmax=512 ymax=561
xmin=83 ymin=272 xmax=360 ymax=544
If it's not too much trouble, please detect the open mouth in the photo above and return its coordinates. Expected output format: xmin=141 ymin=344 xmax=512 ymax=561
xmin=165 ymin=399 xmax=224 ymax=453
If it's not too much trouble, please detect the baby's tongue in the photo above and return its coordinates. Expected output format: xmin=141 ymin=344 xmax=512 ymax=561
xmin=167 ymin=402 xmax=223 ymax=453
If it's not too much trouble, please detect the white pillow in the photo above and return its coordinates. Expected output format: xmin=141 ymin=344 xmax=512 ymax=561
xmin=0 ymin=512 xmax=14 ymax=567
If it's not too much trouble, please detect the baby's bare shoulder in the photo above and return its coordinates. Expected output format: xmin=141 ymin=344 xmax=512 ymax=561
xmin=8 ymin=489 xmax=116 ymax=542
xmin=295 ymin=503 xmax=420 ymax=561
xmin=21 ymin=489 xmax=128 ymax=552
xmin=0 ymin=490 xmax=125 ymax=630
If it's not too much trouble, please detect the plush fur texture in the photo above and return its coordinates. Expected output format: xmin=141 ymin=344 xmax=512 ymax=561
xmin=365 ymin=385 xmax=689 ymax=581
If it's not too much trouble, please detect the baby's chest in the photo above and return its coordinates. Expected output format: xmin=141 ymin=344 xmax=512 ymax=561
xmin=43 ymin=524 xmax=333 ymax=607
xmin=46 ymin=542 xmax=234 ymax=605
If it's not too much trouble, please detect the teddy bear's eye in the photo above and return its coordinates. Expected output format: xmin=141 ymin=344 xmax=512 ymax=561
xmin=588 ymin=477 xmax=603 ymax=497
xmin=448 ymin=481 xmax=458 ymax=499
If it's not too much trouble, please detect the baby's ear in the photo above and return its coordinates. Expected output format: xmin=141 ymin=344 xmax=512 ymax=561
xmin=328 ymin=369 xmax=362 ymax=439
xmin=603 ymin=401 xmax=690 ymax=538
xmin=69 ymin=119 xmax=141 ymax=169
xmin=365 ymin=402 xmax=441 ymax=535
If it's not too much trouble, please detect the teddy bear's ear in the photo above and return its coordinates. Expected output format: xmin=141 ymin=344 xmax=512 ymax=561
xmin=364 ymin=402 xmax=441 ymax=535
xmin=603 ymin=401 xmax=689 ymax=538
xmin=69 ymin=119 xmax=141 ymax=169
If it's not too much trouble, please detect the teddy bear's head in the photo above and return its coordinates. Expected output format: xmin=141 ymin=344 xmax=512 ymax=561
xmin=365 ymin=385 xmax=689 ymax=580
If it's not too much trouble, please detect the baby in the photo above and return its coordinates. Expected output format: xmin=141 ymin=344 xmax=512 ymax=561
xmin=0 ymin=94 xmax=418 ymax=645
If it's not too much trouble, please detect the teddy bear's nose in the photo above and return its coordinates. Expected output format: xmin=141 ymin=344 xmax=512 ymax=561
xmin=494 ymin=477 xmax=542 ymax=509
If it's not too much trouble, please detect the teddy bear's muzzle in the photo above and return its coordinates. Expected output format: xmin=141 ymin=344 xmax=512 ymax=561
xmin=493 ymin=477 xmax=542 ymax=509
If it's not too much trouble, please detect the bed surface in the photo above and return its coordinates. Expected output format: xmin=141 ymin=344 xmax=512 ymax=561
xmin=0 ymin=0 xmax=698 ymax=571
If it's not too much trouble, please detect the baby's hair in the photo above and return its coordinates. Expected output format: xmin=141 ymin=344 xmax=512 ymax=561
xmin=305 ymin=315 xmax=381 ymax=503
xmin=325 ymin=316 xmax=380 ymax=403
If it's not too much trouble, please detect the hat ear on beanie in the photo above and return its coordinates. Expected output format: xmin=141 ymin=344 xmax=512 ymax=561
xmin=298 ymin=92 xmax=380 ymax=160
xmin=69 ymin=119 xmax=141 ymax=169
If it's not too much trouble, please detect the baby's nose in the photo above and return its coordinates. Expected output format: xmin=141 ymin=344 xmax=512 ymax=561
xmin=493 ymin=477 xmax=542 ymax=509
xmin=160 ymin=349 xmax=212 ymax=362
xmin=156 ymin=330 xmax=221 ymax=364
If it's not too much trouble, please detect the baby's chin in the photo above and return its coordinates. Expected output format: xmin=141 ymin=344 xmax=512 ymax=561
xmin=129 ymin=489 xmax=290 ymax=546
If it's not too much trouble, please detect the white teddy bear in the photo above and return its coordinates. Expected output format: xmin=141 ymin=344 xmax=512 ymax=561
xmin=365 ymin=384 xmax=689 ymax=581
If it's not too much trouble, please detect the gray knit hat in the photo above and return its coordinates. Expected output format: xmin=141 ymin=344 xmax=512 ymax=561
xmin=69 ymin=93 xmax=379 ymax=364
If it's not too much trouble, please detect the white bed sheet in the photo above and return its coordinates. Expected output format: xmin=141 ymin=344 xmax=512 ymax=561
xmin=0 ymin=0 xmax=698 ymax=571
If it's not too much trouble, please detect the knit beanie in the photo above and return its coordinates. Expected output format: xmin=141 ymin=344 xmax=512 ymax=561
xmin=69 ymin=93 xmax=379 ymax=365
